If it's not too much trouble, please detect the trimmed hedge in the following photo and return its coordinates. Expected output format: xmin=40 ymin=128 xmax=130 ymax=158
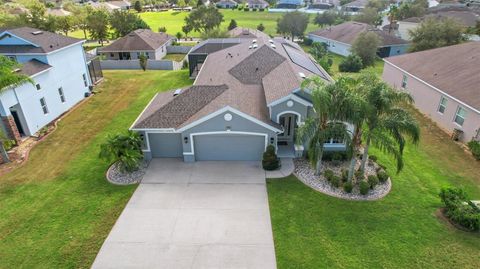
xmin=467 ymin=140 xmax=480 ymax=160
xmin=359 ymin=181 xmax=370 ymax=195
xmin=439 ymin=187 xmax=479 ymax=231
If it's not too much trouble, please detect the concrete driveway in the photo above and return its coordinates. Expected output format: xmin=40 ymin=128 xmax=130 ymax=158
xmin=92 ymin=159 xmax=276 ymax=269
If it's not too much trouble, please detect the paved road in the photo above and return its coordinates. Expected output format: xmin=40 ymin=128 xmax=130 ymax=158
xmin=92 ymin=159 xmax=276 ymax=269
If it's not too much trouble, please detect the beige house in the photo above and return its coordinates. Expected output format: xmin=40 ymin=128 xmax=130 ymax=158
xmin=382 ymin=42 xmax=480 ymax=142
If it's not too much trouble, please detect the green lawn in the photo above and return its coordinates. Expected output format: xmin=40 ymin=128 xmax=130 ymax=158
xmin=163 ymin=53 xmax=187 ymax=62
xmin=267 ymin=109 xmax=480 ymax=268
xmin=71 ymin=10 xmax=318 ymax=39
xmin=0 ymin=70 xmax=192 ymax=268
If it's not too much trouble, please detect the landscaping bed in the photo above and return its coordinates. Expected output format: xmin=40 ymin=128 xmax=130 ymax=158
xmin=294 ymin=157 xmax=391 ymax=201
xmin=106 ymin=161 xmax=148 ymax=185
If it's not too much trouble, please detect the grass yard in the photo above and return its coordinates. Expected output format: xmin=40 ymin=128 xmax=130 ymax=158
xmin=163 ymin=53 xmax=187 ymax=62
xmin=0 ymin=70 xmax=192 ymax=268
xmin=267 ymin=108 xmax=480 ymax=268
xmin=71 ymin=10 xmax=318 ymax=39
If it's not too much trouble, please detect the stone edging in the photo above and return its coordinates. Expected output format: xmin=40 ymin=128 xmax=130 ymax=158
xmin=294 ymin=158 xmax=392 ymax=201
xmin=105 ymin=161 xmax=146 ymax=185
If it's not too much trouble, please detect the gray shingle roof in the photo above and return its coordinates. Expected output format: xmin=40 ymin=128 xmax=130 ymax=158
xmin=133 ymin=85 xmax=228 ymax=129
xmin=18 ymin=59 xmax=52 ymax=76
xmin=228 ymin=45 xmax=286 ymax=84
xmin=385 ymin=42 xmax=480 ymax=111
xmin=0 ymin=27 xmax=82 ymax=53
xmin=98 ymin=29 xmax=173 ymax=52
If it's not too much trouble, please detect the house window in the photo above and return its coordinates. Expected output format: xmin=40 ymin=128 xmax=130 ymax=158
xmin=401 ymin=74 xmax=408 ymax=88
xmin=110 ymin=53 xmax=114 ymax=57
xmin=82 ymin=73 xmax=88 ymax=87
xmin=36 ymin=84 xmax=41 ymax=91
xmin=437 ymin=96 xmax=447 ymax=114
xmin=58 ymin=87 xmax=66 ymax=103
xmin=40 ymin=98 xmax=48 ymax=114
xmin=454 ymin=106 xmax=467 ymax=126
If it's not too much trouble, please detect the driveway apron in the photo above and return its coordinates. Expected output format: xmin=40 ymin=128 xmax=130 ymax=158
xmin=92 ymin=158 xmax=277 ymax=269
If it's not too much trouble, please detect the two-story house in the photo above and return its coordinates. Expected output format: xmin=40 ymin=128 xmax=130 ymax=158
xmin=0 ymin=27 xmax=91 ymax=142
xmin=130 ymin=30 xmax=351 ymax=162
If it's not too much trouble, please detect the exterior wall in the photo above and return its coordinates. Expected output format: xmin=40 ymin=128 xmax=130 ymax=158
xmin=0 ymin=43 xmax=90 ymax=136
xmin=180 ymin=110 xmax=278 ymax=162
xmin=307 ymin=34 xmax=351 ymax=56
xmin=269 ymin=98 xmax=309 ymax=123
xmin=103 ymin=51 xmax=155 ymax=60
xmin=382 ymin=62 xmax=480 ymax=142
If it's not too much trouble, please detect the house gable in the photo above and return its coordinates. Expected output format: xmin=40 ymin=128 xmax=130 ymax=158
xmin=0 ymin=31 xmax=37 ymax=46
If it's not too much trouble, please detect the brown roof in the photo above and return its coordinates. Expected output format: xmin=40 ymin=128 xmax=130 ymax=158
xmin=0 ymin=27 xmax=83 ymax=53
xmin=385 ymin=42 xmax=480 ymax=111
xmin=133 ymin=32 xmax=331 ymax=130
xmin=98 ymin=29 xmax=173 ymax=52
xmin=309 ymin=21 xmax=408 ymax=46
xmin=18 ymin=59 xmax=52 ymax=76
xmin=133 ymin=85 xmax=228 ymax=129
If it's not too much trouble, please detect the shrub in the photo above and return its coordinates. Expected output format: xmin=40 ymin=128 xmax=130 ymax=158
xmin=99 ymin=131 xmax=143 ymax=173
xmin=259 ymin=8 xmax=265 ymax=11
xmin=3 ymin=139 xmax=16 ymax=151
xmin=341 ymin=169 xmax=348 ymax=182
xmin=252 ymin=8 xmax=257 ymax=11
xmin=244 ymin=7 xmax=249 ymax=11
xmin=343 ymin=181 xmax=353 ymax=193
xmin=303 ymin=37 xmax=313 ymax=46
xmin=323 ymin=151 xmax=347 ymax=161
xmin=330 ymin=175 xmax=341 ymax=188
xmin=467 ymin=140 xmax=480 ymax=160
xmin=339 ymin=54 xmax=363 ymax=72
xmin=368 ymin=155 xmax=377 ymax=162
xmin=182 ymin=59 xmax=189 ymax=69
xmin=262 ymin=145 xmax=281 ymax=170
xmin=439 ymin=187 xmax=479 ymax=231
xmin=367 ymin=175 xmax=379 ymax=189
xmin=331 ymin=152 xmax=344 ymax=166
xmin=359 ymin=181 xmax=370 ymax=195
xmin=377 ymin=170 xmax=389 ymax=183
xmin=324 ymin=169 xmax=334 ymax=181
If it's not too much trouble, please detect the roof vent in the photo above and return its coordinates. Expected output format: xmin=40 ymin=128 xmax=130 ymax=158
xmin=270 ymin=44 xmax=276 ymax=49
xmin=32 ymin=31 xmax=43 ymax=35
xmin=248 ymin=45 xmax=252 ymax=49
xmin=299 ymin=72 xmax=306 ymax=79
xmin=253 ymin=43 xmax=258 ymax=49
xmin=269 ymin=39 xmax=274 ymax=44
xmin=252 ymin=39 xmax=257 ymax=43
xmin=173 ymin=89 xmax=182 ymax=96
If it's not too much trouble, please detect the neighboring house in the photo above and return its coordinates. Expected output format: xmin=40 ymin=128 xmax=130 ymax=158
xmin=382 ymin=42 xmax=480 ymax=142
xmin=308 ymin=21 xmax=410 ymax=57
xmin=276 ymin=0 xmax=304 ymax=9
xmin=247 ymin=0 xmax=269 ymax=9
xmin=0 ymin=27 xmax=92 ymax=142
xmin=86 ymin=0 xmax=131 ymax=12
xmin=341 ymin=0 xmax=368 ymax=13
xmin=130 ymin=31 xmax=349 ymax=162
xmin=98 ymin=29 xmax=173 ymax=60
xmin=397 ymin=11 xmax=480 ymax=40
xmin=308 ymin=0 xmax=339 ymax=10
xmin=216 ymin=0 xmax=238 ymax=8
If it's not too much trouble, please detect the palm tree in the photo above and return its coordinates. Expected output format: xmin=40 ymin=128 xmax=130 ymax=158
xmin=387 ymin=5 xmax=399 ymax=34
xmin=296 ymin=77 xmax=354 ymax=175
xmin=99 ymin=131 xmax=144 ymax=173
xmin=0 ymin=56 xmax=33 ymax=91
xmin=359 ymin=73 xmax=420 ymax=174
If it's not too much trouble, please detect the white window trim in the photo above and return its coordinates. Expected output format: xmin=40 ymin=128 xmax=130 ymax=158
xmin=184 ymin=131 xmax=268 ymax=156
xmin=453 ymin=106 xmax=467 ymax=127
xmin=437 ymin=96 xmax=447 ymax=115
xmin=276 ymin=111 xmax=302 ymax=125
xmin=40 ymin=97 xmax=49 ymax=114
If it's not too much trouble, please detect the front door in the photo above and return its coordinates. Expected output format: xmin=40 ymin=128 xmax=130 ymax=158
xmin=278 ymin=114 xmax=296 ymax=142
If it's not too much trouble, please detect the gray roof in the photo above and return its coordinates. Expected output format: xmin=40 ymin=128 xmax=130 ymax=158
xmin=133 ymin=85 xmax=228 ymax=129
xmin=229 ymin=45 xmax=287 ymax=84
xmin=309 ymin=21 xmax=408 ymax=46
xmin=0 ymin=27 xmax=83 ymax=53
xmin=18 ymin=59 xmax=52 ymax=76
xmin=98 ymin=29 xmax=173 ymax=52
xmin=189 ymin=39 xmax=241 ymax=54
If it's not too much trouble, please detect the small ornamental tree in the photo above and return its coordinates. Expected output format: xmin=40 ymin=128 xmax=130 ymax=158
xmin=257 ymin=23 xmax=265 ymax=32
xmin=228 ymin=19 xmax=237 ymax=30
xmin=176 ymin=32 xmax=183 ymax=40
xmin=339 ymin=54 xmax=363 ymax=72
xmin=139 ymin=54 xmax=148 ymax=71
xmin=99 ymin=131 xmax=144 ymax=173
xmin=262 ymin=145 xmax=281 ymax=171
xmin=134 ymin=0 xmax=142 ymax=12
xmin=158 ymin=26 xmax=167 ymax=33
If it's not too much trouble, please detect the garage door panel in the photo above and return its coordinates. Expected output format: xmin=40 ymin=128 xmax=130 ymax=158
xmin=194 ymin=134 xmax=265 ymax=161
xmin=149 ymin=133 xmax=183 ymax=158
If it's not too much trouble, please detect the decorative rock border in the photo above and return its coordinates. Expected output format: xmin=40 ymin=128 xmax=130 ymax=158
xmin=294 ymin=158 xmax=392 ymax=201
xmin=106 ymin=161 xmax=148 ymax=185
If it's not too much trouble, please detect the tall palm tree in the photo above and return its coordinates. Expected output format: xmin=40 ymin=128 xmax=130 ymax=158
xmin=296 ymin=77 xmax=354 ymax=175
xmin=387 ymin=5 xmax=399 ymax=34
xmin=359 ymin=73 xmax=420 ymax=174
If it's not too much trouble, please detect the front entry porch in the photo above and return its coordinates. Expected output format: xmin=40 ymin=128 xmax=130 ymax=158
xmin=277 ymin=113 xmax=304 ymax=158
